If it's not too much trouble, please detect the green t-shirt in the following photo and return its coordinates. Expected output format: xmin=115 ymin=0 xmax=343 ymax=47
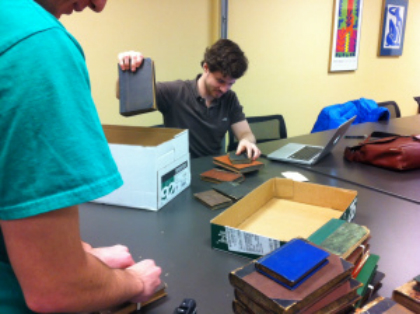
xmin=0 ymin=0 xmax=123 ymax=312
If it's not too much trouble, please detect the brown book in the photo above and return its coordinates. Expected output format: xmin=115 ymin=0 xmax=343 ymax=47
xmin=329 ymin=295 xmax=361 ymax=314
xmin=393 ymin=279 xmax=420 ymax=313
xmin=229 ymin=253 xmax=354 ymax=314
xmin=234 ymin=278 xmax=361 ymax=314
xmin=213 ymin=155 xmax=264 ymax=174
xmin=356 ymin=296 xmax=415 ymax=314
xmin=232 ymin=299 xmax=255 ymax=314
xmin=299 ymin=277 xmax=361 ymax=314
xmin=347 ymin=241 xmax=370 ymax=265
xmin=200 ymin=168 xmax=244 ymax=184
xmin=193 ymin=189 xmax=233 ymax=210
xmin=95 ymin=282 xmax=167 ymax=314
xmin=234 ymin=289 xmax=274 ymax=314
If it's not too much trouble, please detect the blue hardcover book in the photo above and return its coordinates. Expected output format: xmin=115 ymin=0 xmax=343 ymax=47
xmin=255 ymin=238 xmax=330 ymax=289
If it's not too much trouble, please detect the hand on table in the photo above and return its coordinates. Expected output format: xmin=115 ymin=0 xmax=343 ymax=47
xmin=237 ymin=138 xmax=261 ymax=160
xmin=83 ymin=242 xmax=135 ymax=269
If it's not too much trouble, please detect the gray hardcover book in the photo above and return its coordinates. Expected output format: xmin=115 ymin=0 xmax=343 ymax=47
xmin=119 ymin=58 xmax=157 ymax=116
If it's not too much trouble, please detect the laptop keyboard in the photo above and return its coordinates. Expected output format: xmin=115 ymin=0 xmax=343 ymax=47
xmin=289 ymin=146 xmax=323 ymax=161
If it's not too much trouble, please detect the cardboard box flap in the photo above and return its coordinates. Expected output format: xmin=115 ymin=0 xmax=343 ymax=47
xmin=211 ymin=179 xmax=276 ymax=228
xmin=211 ymin=178 xmax=358 ymax=258
xmin=102 ymin=125 xmax=186 ymax=146
xmin=237 ymin=199 xmax=343 ymax=241
xmin=275 ymin=179 xmax=357 ymax=211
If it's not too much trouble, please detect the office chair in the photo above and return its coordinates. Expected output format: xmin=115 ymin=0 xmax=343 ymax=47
xmin=227 ymin=115 xmax=287 ymax=152
xmin=413 ymin=97 xmax=420 ymax=114
xmin=377 ymin=101 xmax=401 ymax=119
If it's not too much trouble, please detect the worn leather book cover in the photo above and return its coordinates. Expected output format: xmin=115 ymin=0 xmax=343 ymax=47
xmin=393 ymin=279 xmax=420 ymax=313
xmin=229 ymin=253 xmax=354 ymax=313
xmin=307 ymin=218 xmax=346 ymax=244
xmin=234 ymin=277 xmax=361 ymax=314
xmin=254 ymin=238 xmax=330 ymax=289
xmin=356 ymin=296 xmax=415 ymax=314
xmin=229 ymin=152 xmax=252 ymax=164
xmin=308 ymin=218 xmax=370 ymax=259
xmin=193 ymin=189 xmax=233 ymax=210
xmin=234 ymin=289 xmax=274 ymax=314
xmin=346 ymin=240 xmax=370 ymax=265
xmin=299 ymin=278 xmax=361 ymax=314
xmin=213 ymin=155 xmax=264 ymax=174
xmin=211 ymin=181 xmax=253 ymax=200
xmin=200 ymin=168 xmax=244 ymax=184
xmin=119 ymin=58 xmax=157 ymax=117
xmin=232 ymin=299 xmax=255 ymax=314
xmin=211 ymin=181 xmax=253 ymax=201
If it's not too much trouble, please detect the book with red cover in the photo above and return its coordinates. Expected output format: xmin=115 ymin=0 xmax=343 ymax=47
xmin=213 ymin=155 xmax=264 ymax=174
xmin=200 ymin=168 xmax=244 ymax=183
xmin=229 ymin=253 xmax=354 ymax=313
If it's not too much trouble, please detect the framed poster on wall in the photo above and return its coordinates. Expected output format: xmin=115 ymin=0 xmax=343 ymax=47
xmin=330 ymin=0 xmax=364 ymax=72
xmin=380 ymin=0 xmax=408 ymax=56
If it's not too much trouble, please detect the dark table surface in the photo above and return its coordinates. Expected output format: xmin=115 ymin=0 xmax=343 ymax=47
xmin=259 ymin=115 xmax=420 ymax=203
xmin=80 ymin=153 xmax=420 ymax=314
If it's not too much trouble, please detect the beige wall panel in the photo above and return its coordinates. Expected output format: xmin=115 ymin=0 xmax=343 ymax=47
xmin=62 ymin=0 xmax=218 ymax=127
xmin=62 ymin=1 xmax=420 ymax=137
xmin=230 ymin=0 xmax=420 ymax=136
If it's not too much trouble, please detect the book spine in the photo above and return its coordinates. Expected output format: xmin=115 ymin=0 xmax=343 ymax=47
xmin=229 ymin=274 xmax=286 ymax=313
xmin=234 ymin=289 xmax=276 ymax=314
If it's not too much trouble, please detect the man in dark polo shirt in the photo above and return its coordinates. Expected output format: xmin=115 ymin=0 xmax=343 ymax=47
xmin=117 ymin=39 xmax=261 ymax=159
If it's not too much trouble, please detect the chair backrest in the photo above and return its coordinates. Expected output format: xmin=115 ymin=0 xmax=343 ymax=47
xmin=377 ymin=101 xmax=401 ymax=119
xmin=413 ymin=97 xmax=420 ymax=114
xmin=227 ymin=115 xmax=287 ymax=152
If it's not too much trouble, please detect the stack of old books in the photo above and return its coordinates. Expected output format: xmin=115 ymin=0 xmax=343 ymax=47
xmin=307 ymin=218 xmax=384 ymax=308
xmin=213 ymin=153 xmax=264 ymax=175
xmin=229 ymin=238 xmax=362 ymax=313
xmin=194 ymin=153 xmax=263 ymax=210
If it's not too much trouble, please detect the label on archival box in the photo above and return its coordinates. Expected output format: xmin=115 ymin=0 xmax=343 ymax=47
xmin=160 ymin=161 xmax=189 ymax=206
xmin=225 ymin=226 xmax=281 ymax=256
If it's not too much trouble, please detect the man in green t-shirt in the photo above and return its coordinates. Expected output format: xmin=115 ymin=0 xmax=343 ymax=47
xmin=0 ymin=0 xmax=162 ymax=313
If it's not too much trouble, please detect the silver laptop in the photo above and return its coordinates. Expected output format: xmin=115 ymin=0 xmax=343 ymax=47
xmin=267 ymin=116 xmax=356 ymax=165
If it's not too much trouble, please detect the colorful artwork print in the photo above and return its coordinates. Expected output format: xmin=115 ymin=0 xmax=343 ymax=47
xmin=334 ymin=0 xmax=362 ymax=58
xmin=380 ymin=0 xmax=408 ymax=56
xmin=330 ymin=0 xmax=364 ymax=71
xmin=383 ymin=5 xmax=405 ymax=49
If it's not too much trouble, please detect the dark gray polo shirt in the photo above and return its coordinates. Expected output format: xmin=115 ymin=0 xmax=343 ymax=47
xmin=156 ymin=75 xmax=245 ymax=158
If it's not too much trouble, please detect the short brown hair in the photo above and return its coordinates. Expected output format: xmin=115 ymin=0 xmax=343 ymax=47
xmin=201 ymin=39 xmax=248 ymax=79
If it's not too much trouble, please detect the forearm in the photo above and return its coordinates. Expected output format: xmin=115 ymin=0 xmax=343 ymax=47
xmin=1 ymin=206 xmax=150 ymax=314
xmin=237 ymin=131 xmax=256 ymax=144
xmin=36 ymin=252 xmax=144 ymax=313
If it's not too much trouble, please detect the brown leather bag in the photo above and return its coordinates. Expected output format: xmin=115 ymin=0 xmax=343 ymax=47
xmin=344 ymin=135 xmax=420 ymax=171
